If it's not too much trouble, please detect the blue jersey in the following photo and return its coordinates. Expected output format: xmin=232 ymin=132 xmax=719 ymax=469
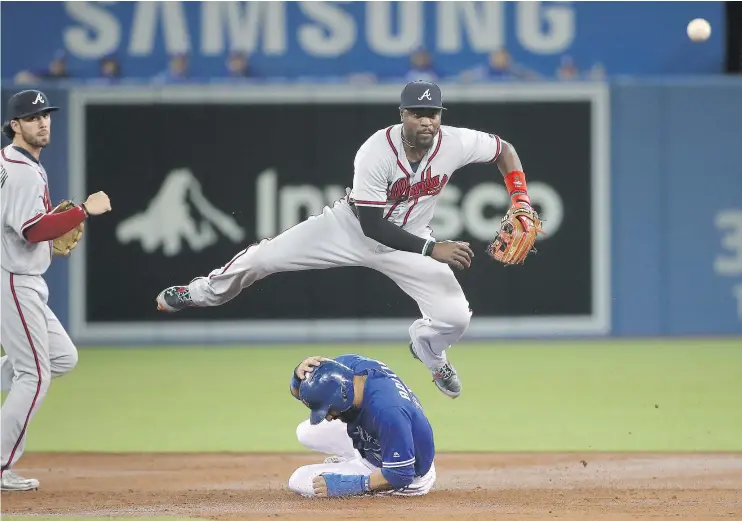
xmin=333 ymin=354 xmax=435 ymax=486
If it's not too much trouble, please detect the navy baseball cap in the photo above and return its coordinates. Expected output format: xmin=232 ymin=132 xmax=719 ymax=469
xmin=5 ymin=90 xmax=59 ymax=121
xmin=399 ymin=80 xmax=445 ymax=110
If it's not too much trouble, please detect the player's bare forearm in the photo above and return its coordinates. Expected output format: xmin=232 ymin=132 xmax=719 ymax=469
xmin=494 ymin=140 xmax=523 ymax=177
xmin=368 ymin=470 xmax=395 ymax=492
xmin=495 ymin=140 xmax=532 ymax=206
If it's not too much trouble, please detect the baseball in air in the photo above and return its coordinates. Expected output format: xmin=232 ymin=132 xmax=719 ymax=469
xmin=687 ymin=18 xmax=711 ymax=42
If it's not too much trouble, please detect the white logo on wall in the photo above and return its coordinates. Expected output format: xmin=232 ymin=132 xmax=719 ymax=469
xmin=254 ymin=168 xmax=563 ymax=241
xmin=116 ymin=168 xmax=245 ymax=256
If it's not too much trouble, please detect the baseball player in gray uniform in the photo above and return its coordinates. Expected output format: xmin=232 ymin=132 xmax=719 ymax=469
xmin=156 ymin=81 xmax=537 ymax=399
xmin=0 ymin=90 xmax=111 ymax=491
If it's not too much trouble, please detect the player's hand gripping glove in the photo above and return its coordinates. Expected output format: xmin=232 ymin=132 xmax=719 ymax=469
xmin=486 ymin=170 xmax=544 ymax=265
xmin=51 ymin=200 xmax=85 ymax=256
xmin=487 ymin=201 xmax=543 ymax=265
xmin=317 ymin=473 xmax=371 ymax=497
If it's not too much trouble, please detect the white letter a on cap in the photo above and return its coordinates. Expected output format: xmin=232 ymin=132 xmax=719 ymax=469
xmin=32 ymin=93 xmax=45 ymax=105
xmin=418 ymin=89 xmax=432 ymax=101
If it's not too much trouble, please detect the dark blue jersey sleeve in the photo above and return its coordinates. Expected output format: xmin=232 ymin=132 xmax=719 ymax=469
xmin=377 ymin=407 xmax=416 ymax=489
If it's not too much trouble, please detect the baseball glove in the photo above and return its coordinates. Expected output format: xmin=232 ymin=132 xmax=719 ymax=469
xmin=486 ymin=202 xmax=543 ymax=265
xmin=51 ymin=200 xmax=85 ymax=256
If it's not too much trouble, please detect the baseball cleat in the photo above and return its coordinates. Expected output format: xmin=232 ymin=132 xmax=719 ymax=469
xmin=323 ymin=456 xmax=348 ymax=464
xmin=1 ymin=470 xmax=39 ymax=491
xmin=156 ymin=286 xmax=195 ymax=312
xmin=409 ymin=342 xmax=462 ymax=399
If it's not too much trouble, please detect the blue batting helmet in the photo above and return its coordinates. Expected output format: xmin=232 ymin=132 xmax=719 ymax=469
xmin=299 ymin=360 xmax=356 ymax=425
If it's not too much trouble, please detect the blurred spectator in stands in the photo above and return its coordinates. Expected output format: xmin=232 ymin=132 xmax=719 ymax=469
xmin=99 ymin=55 xmax=121 ymax=82
xmin=13 ymin=71 xmax=38 ymax=85
xmin=556 ymin=55 xmax=579 ymax=80
xmin=347 ymin=72 xmax=378 ymax=85
xmin=226 ymin=51 xmax=253 ymax=78
xmin=41 ymin=50 xmax=70 ymax=80
xmin=459 ymin=49 xmax=540 ymax=82
xmin=153 ymin=53 xmax=190 ymax=83
xmin=12 ymin=50 xmax=70 ymax=84
xmin=405 ymin=47 xmax=438 ymax=82
xmin=586 ymin=62 xmax=607 ymax=80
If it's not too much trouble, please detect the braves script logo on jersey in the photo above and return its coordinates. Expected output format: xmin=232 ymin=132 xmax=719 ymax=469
xmin=388 ymin=167 xmax=449 ymax=202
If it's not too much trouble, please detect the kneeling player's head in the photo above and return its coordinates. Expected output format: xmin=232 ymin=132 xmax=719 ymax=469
xmin=299 ymin=360 xmax=356 ymax=425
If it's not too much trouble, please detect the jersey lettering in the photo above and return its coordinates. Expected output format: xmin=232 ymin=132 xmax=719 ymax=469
xmin=389 ymin=167 xmax=449 ymax=202
xmin=378 ymin=362 xmax=422 ymax=406
xmin=351 ymin=125 xmax=501 ymax=236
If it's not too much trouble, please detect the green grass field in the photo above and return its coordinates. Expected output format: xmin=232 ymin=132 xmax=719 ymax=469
xmin=13 ymin=338 xmax=742 ymax=453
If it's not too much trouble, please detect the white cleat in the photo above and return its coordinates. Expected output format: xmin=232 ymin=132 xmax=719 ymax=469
xmin=155 ymin=286 xmax=195 ymax=313
xmin=323 ymin=456 xmax=347 ymax=464
xmin=1 ymin=470 xmax=39 ymax=491
xmin=409 ymin=342 xmax=462 ymax=399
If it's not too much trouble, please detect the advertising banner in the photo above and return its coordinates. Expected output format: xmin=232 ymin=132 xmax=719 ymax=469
xmin=68 ymin=83 xmax=610 ymax=343
xmin=1 ymin=1 xmax=725 ymax=80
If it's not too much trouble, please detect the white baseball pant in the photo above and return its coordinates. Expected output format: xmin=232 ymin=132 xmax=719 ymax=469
xmin=1 ymin=271 xmax=78 ymax=471
xmin=187 ymin=199 xmax=471 ymax=368
xmin=288 ymin=418 xmax=436 ymax=497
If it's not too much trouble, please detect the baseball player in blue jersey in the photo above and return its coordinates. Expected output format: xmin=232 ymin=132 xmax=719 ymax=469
xmin=287 ymin=355 xmax=436 ymax=498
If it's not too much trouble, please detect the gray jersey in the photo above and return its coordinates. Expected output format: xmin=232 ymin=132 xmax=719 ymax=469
xmin=350 ymin=125 xmax=502 ymax=238
xmin=1 ymin=145 xmax=53 ymax=275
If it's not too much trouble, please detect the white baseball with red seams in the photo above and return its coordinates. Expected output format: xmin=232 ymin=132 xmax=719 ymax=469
xmin=183 ymin=122 xmax=502 ymax=378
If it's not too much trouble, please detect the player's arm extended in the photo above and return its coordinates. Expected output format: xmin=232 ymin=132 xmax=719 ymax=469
xmin=356 ymin=206 xmax=430 ymax=255
xmin=312 ymin=469 xmax=397 ymax=497
xmin=494 ymin=140 xmax=523 ymax=177
xmin=460 ymin=129 xmax=532 ymax=207
xmin=24 ymin=206 xmax=87 ymax=243
xmin=494 ymin=140 xmax=532 ymax=206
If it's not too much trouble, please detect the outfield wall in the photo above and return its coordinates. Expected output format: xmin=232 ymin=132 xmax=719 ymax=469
xmin=2 ymin=78 xmax=740 ymax=342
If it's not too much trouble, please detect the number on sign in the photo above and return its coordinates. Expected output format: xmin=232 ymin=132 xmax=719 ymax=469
xmin=714 ymin=210 xmax=742 ymax=276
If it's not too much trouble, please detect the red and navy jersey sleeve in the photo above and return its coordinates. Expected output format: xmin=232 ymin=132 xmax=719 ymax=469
xmin=377 ymin=406 xmax=417 ymax=488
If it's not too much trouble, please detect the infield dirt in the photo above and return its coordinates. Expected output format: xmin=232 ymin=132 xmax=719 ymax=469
xmin=3 ymin=453 xmax=742 ymax=520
